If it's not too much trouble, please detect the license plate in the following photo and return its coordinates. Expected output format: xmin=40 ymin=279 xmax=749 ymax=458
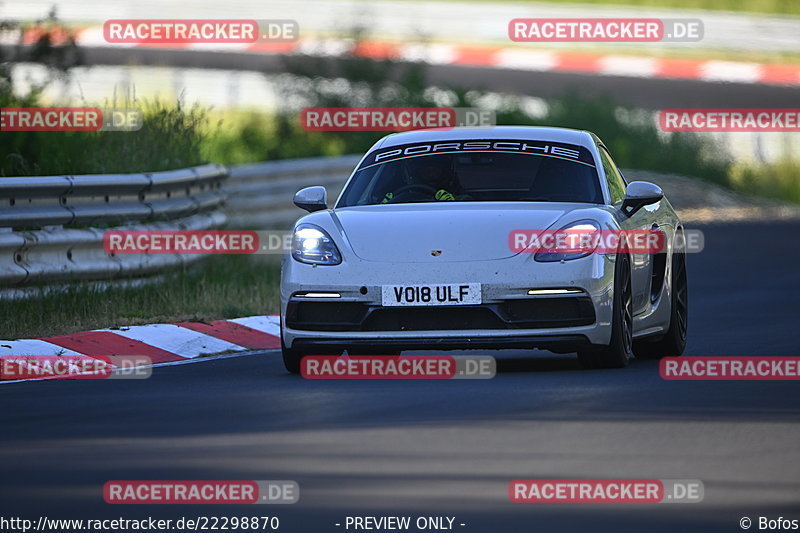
xmin=381 ymin=283 xmax=481 ymax=307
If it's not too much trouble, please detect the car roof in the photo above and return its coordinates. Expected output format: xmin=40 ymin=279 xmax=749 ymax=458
xmin=374 ymin=126 xmax=595 ymax=149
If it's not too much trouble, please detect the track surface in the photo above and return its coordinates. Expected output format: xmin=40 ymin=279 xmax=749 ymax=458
xmin=77 ymin=48 xmax=800 ymax=110
xmin=1 ymin=221 xmax=799 ymax=532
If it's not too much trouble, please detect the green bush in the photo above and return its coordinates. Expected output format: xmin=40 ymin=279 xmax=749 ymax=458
xmin=0 ymin=99 xmax=208 ymax=176
xmin=526 ymin=94 xmax=732 ymax=185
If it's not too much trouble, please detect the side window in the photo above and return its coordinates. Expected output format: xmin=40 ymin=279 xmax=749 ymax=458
xmin=598 ymin=147 xmax=627 ymax=204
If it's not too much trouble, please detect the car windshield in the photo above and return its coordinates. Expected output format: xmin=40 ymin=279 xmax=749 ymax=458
xmin=337 ymin=139 xmax=603 ymax=207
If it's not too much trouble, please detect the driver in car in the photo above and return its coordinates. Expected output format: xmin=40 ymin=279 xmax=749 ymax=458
xmin=381 ymin=155 xmax=469 ymax=203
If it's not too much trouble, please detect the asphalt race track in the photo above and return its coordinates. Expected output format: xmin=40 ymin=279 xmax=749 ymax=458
xmin=76 ymin=47 xmax=800 ymax=110
xmin=1 ymin=220 xmax=799 ymax=532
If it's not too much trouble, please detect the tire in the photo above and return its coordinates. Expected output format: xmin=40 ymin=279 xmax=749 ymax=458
xmin=634 ymin=245 xmax=688 ymax=359
xmin=578 ymin=253 xmax=633 ymax=369
xmin=280 ymin=317 xmax=306 ymax=374
xmin=281 ymin=332 xmax=305 ymax=374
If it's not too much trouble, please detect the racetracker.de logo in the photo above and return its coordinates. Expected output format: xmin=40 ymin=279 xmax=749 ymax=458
xmin=103 ymin=481 xmax=299 ymax=504
xmin=509 ymin=479 xmax=704 ymax=503
xmin=103 ymin=19 xmax=299 ymax=44
xmin=0 ymin=107 xmax=143 ymax=132
xmin=508 ymin=18 xmax=703 ymax=43
xmin=300 ymin=107 xmax=495 ymax=132
xmin=660 ymin=357 xmax=800 ymax=380
xmin=104 ymin=230 xmax=299 ymax=255
xmin=0 ymin=355 xmax=151 ymax=380
xmin=659 ymin=109 xmax=800 ymax=132
xmin=104 ymin=230 xmax=260 ymax=254
xmin=301 ymin=355 xmax=496 ymax=379
xmin=509 ymin=229 xmax=667 ymax=254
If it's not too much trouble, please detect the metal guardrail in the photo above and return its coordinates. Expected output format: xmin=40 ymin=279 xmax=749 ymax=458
xmin=0 ymin=165 xmax=229 ymax=290
xmin=225 ymin=155 xmax=360 ymax=228
xmin=0 ymin=156 xmax=360 ymax=297
xmin=0 ymin=164 xmax=227 ymax=228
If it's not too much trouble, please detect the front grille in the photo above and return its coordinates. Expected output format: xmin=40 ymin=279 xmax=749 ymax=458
xmin=499 ymin=297 xmax=595 ymax=328
xmin=286 ymin=296 xmax=595 ymax=332
xmin=362 ymin=307 xmax=504 ymax=331
xmin=285 ymin=301 xmax=368 ymax=331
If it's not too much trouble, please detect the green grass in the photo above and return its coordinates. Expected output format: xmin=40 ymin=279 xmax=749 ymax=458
xmin=729 ymin=158 xmax=800 ymax=205
xmin=0 ymin=100 xmax=208 ymax=176
xmin=1 ymin=255 xmax=281 ymax=340
xmin=0 ymin=16 xmax=209 ymax=177
xmin=202 ymin=110 xmax=354 ymax=165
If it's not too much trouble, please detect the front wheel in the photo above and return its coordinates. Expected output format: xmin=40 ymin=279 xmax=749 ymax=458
xmin=634 ymin=246 xmax=688 ymax=359
xmin=281 ymin=334 xmax=305 ymax=374
xmin=578 ymin=253 xmax=633 ymax=369
xmin=280 ymin=318 xmax=305 ymax=374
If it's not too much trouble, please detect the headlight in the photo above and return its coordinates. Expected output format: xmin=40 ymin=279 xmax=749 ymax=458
xmin=534 ymin=220 xmax=601 ymax=262
xmin=291 ymin=224 xmax=342 ymax=265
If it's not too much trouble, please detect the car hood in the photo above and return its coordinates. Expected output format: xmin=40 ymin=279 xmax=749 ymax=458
xmin=332 ymin=203 xmax=582 ymax=262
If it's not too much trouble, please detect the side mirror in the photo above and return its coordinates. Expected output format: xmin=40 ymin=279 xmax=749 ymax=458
xmin=621 ymin=181 xmax=663 ymax=217
xmin=293 ymin=186 xmax=328 ymax=213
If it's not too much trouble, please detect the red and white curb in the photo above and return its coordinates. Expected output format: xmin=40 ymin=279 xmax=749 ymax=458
xmin=12 ymin=28 xmax=800 ymax=87
xmin=0 ymin=315 xmax=281 ymax=382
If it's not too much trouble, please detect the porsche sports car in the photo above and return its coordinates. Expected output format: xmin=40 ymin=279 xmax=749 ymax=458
xmin=280 ymin=126 xmax=688 ymax=373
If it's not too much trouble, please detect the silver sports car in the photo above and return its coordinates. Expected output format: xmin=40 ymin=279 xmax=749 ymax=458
xmin=280 ymin=126 xmax=688 ymax=373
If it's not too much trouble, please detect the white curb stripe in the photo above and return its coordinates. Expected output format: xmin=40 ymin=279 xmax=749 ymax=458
xmin=495 ymin=49 xmax=559 ymax=72
xmin=295 ymin=38 xmax=353 ymax=57
xmin=0 ymin=316 xmax=286 ymax=383
xmin=0 ymin=340 xmax=83 ymax=357
xmin=700 ymin=61 xmax=762 ymax=83
xmin=189 ymin=42 xmax=252 ymax=52
xmin=400 ymin=43 xmax=460 ymax=65
xmin=600 ymin=56 xmax=659 ymax=78
xmin=97 ymin=324 xmax=247 ymax=358
xmin=228 ymin=315 xmax=281 ymax=337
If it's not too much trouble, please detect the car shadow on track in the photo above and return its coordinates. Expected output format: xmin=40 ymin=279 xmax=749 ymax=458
xmin=493 ymin=352 xmax=583 ymax=373
xmin=405 ymin=348 xmax=625 ymax=374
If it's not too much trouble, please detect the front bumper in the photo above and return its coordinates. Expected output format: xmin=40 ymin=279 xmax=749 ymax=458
xmin=281 ymin=252 xmax=616 ymax=352
xmin=290 ymin=334 xmax=594 ymax=353
xmin=286 ymin=296 xmax=596 ymax=331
